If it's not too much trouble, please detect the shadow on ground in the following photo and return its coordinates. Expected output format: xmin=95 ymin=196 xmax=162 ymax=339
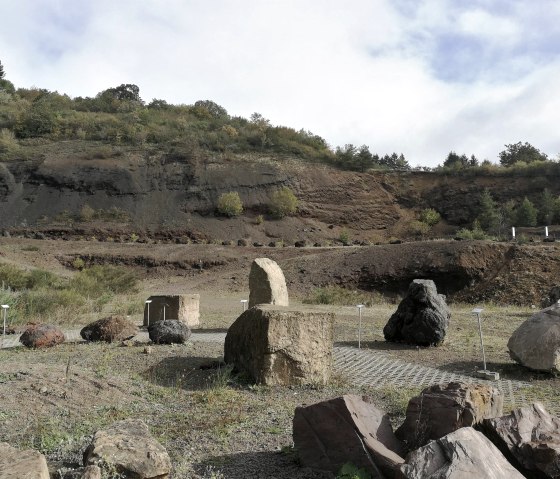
xmin=438 ymin=360 xmax=559 ymax=383
xmin=143 ymin=355 xmax=229 ymax=391
xmin=193 ymin=451 xmax=329 ymax=479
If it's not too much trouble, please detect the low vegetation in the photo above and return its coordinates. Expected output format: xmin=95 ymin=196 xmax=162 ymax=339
xmin=0 ymin=263 xmax=139 ymax=325
xmin=216 ymin=192 xmax=243 ymax=217
xmin=268 ymin=187 xmax=298 ymax=219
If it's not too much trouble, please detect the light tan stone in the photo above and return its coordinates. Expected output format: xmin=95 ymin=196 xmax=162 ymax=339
xmin=224 ymin=305 xmax=333 ymax=386
xmin=0 ymin=442 xmax=49 ymax=479
xmin=508 ymin=302 xmax=560 ymax=372
xmin=248 ymin=258 xmax=289 ymax=308
xmin=143 ymin=294 xmax=200 ymax=329
xmin=84 ymin=419 xmax=171 ymax=479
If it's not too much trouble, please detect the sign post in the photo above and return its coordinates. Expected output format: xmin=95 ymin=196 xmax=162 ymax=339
xmin=471 ymin=308 xmax=499 ymax=380
xmin=357 ymin=304 xmax=365 ymax=349
xmin=1 ymin=305 xmax=9 ymax=336
xmin=145 ymin=300 xmax=152 ymax=326
xmin=240 ymin=299 xmax=248 ymax=312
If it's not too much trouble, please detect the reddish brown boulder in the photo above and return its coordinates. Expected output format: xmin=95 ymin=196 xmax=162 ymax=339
xmin=396 ymin=382 xmax=503 ymax=449
xmin=293 ymin=395 xmax=405 ymax=477
xmin=481 ymin=402 xmax=560 ymax=479
xmin=19 ymin=323 xmax=65 ymax=348
xmin=80 ymin=315 xmax=138 ymax=343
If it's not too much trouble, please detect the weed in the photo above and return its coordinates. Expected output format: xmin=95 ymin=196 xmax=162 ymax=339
xmin=21 ymin=245 xmax=40 ymax=252
xmin=336 ymin=462 xmax=371 ymax=479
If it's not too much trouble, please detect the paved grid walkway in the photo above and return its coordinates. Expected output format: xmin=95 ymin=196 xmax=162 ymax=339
xmin=1 ymin=330 xmax=556 ymax=415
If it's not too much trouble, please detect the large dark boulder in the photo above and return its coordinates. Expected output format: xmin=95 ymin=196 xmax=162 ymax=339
xmin=80 ymin=315 xmax=138 ymax=343
xmin=383 ymin=279 xmax=450 ymax=346
xmin=19 ymin=323 xmax=65 ymax=348
xmin=395 ymin=382 xmax=503 ymax=449
xmin=481 ymin=402 xmax=560 ymax=479
xmin=293 ymin=395 xmax=405 ymax=477
xmin=148 ymin=320 xmax=191 ymax=344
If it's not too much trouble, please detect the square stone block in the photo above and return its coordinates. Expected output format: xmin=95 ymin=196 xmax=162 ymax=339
xmin=224 ymin=305 xmax=334 ymax=386
xmin=144 ymin=294 xmax=200 ymax=329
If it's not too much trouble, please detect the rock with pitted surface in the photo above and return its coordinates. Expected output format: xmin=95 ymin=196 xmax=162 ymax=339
xmin=83 ymin=419 xmax=171 ymax=479
xmin=148 ymin=319 xmax=191 ymax=344
xmin=508 ymin=303 xmax=560 ymax=373
xmin=80 ymin=315 xmax=138 ymax=343
xmin=398 ymin=427 xmax=525 ymax=479
xmin=0 ymin=442 xmax=50 ymax=479
xmin=19 ymin=323 xmax=65 ymax=348
xmin=224 ymin=304 xmax=333 ymax=386
xmin=396 ymin=382 xmax=503 ymax=449
xmin=293 ymin=395 xmax=405 ymax=477
xmin=481 ymin=402 xmax=560 ymax=479
xmin=248 ymin=258 xmax=289 ymax=308
xmin=383 ymin=279 xmax=450 ymax=346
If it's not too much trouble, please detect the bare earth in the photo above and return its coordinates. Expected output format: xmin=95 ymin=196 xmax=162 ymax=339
xmin=0 ymin=237 xmax=559 ymax=478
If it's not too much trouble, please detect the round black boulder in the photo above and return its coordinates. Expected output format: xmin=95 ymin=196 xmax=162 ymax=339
xmin=148 ymin=320 xmax=191 ymax=344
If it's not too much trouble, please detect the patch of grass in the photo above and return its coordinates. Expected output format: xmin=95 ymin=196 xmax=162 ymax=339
xmin=304 ymin=285 xmax=384 ymax=307
xmin=20 ymin=245 xmax=40 ymax=252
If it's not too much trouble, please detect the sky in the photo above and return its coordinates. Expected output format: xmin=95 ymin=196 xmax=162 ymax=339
xmin=1 ymin=0 xmax=560 ymax=167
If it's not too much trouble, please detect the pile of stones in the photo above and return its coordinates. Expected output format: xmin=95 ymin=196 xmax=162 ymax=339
xmin=294 ymin=381 xmax=560 ymax=478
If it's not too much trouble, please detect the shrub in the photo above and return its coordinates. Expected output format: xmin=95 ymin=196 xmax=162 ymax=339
xmin=255 ymin=214 xmax=264 ymax=225
xmin=79 ymin=204 xmax=95 ymax=222
xmin=419 ymin=208 xmax=441 ymax=226
xmin=339 ymin=228 xmax=350 ymax=245
xmin=406 ymin=220 xmax=430 ymax=237
xmin=71 ymin=265 xmax=138 ymax=296
xmin=217 ymin=191 xmax=243 ymax=217
xmin=269 ymin=187 xmax=298 ymax=219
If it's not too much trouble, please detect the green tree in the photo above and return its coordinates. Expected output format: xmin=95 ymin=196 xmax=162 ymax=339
xmin=194 ymin=100 xmax=228 ymax=118
xmin=499 ymin=142 xmax=548 ymax=167
xmin=477 ymin=189 xmax=499 ymax=232
xmin=356 ymin=145 xmax=373 ymax=172
xmin=217 ymin=191 xmax=243 ymax=217
xmin=269 ymin=187 xmax=298 ymax=219
xmin=539 ymin=188 xmax=555 ymax=225
xmin=516 ymin=197 xmax=538 ymax=227
xmin=0 ymin=60 xmax=4 ymax=79
xmin=496 ymin=199 xmax=516 ymax=237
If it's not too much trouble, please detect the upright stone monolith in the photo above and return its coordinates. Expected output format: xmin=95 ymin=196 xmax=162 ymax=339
xmin=248 ymin=258 xmax=289 ymax=308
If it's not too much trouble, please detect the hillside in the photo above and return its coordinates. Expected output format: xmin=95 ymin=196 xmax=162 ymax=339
xmin=2 ymin=140 xmax=560 ymax=245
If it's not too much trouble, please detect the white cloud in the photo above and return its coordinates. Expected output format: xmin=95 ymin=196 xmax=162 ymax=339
xmin=0 ymin=0 xmax=559 ymax=166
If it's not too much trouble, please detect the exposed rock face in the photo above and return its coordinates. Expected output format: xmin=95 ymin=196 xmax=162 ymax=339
xmin=80 ymin=315 xmax=138 ymax=343
xmin=541 ymin=286 xmax=560 ymax=308
xmin=508 ymin=303 xmax=560 ymax=373
xmin=396 ymin=382 xmax=503 ymax=449
xmin=398 ymin=427 xmax=525 ymax=479
xmin=224 ymin=305 xmax=333 ymax=386
xmin=383 ymin=279 xmax=450 ymax=346
xmin=0 ymin=442 xmax=50 ymax=479
xmin=148 ymin=319 xmax=191 ymax=344
xmin=248 ymin=258 xmax=289 ymax=308
xmin=143 ymin=294 xmax=200 ymax=329
xmin=19 ymin=323 xmax=65 ymax=348
xmin=293 ymin=395 xmax=405 ymax=477
xmin=84 ymin=419 xmax=171 ymax=479
xmin=481 ymin=402 xmax=560 ymax=479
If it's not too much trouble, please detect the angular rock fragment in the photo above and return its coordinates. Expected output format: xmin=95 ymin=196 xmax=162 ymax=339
xmin=84 ymin=419 xmax=171 ymax=479
xmin=293 ymin=395 xmax=405 ymax=477
xmin=481 ymin=402 xmax=560 ymax=479
xmin=398 ymin=427 xmax=525 ymax=479
xmin=396 ymin=382 xmax=503 ymax=449
xmin=0 ymin=442 xmax=50 ymax=479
